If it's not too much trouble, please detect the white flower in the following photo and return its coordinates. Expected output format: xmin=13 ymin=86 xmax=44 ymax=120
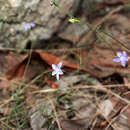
xmin=49 ymin=0 xmax=55 ymax=6
xmin=50 ymin=0 xmax=55 ymax=2
xmin=52 ymin=62 xmax=63 ymax=80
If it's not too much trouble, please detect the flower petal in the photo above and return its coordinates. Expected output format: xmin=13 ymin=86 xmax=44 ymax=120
xmin=52 ymin=64 xmax=57 ymax=70
xmin=30 ymin=23 xmax=35 ymax=28
xmin=59 ymin=70 xmax=63 ymax=75
xmin=120 ymin=60 xmax=126 ymax=67
xmin=117 ymin=52 xmax=122 ymax=57
xmin=122 ymin=51 xmax=127 ymax=57
xmin=52 ymin=70 xmax=56 ymax=76
xmin=24 ymin=24 xmax=30 ymax=31
xmin=113 ymin=58 xmax=120 ymax=63
xmin=57 ymin=62 xmax=62 ymax=69
xmin=56 ymin=74 xmax=60 ymax=80
xmin=124 ymin=56 xmax=128 ymax=61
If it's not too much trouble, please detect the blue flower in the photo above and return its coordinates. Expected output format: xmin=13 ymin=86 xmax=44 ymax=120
xmin=24 ymin=23 xmax=35 ymax=31
xmin=113 ymin=51 xmax=128 ymax=67
xmin=52 ymin=62 xmax=63 ymax=80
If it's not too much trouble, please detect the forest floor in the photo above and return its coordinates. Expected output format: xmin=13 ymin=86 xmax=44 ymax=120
xmin=0 ymin=0 xmax=130 ymax=130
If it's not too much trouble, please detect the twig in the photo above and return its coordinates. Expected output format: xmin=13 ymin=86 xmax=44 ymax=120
xmin=78 ymin=5 xmax=123 ymax=43
xmin=48 ymin=98 xmax=62 ymax=130
xmin=105 ymin=104 xmax=130 ymax=130
xmin=72 ymin=85 xmax=130 ymax=105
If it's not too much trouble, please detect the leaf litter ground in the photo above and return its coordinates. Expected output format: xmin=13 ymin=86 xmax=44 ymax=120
xmin=0 ymin=1 xmax=130 ymax=130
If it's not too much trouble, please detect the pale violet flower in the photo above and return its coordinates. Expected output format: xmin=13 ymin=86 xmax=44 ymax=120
xmin=113 ymin=51 xmax=128 ymax=67
xmin=24 ymin=23 xmax=35 ymax=31
xmin=52 ymin=62 xmax=63 ymax=80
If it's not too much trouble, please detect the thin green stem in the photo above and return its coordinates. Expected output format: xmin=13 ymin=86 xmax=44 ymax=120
xmin=54 ymin=2 xmax=130 ymax=51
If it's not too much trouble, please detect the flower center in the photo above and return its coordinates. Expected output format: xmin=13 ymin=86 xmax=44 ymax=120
xmin=56 ymin=68 xmax=60 ymax=73
xmin=120 ymin=56 xmax=125 ymax=61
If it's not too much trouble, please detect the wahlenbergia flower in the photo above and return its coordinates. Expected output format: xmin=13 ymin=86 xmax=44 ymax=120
xmin=52 ymin=62 xmax=63 ymax=80
xmin=24 ymin=23 xmax=35 ymax=31
xmin=113 ymin=51 xmax=128 ymax=67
